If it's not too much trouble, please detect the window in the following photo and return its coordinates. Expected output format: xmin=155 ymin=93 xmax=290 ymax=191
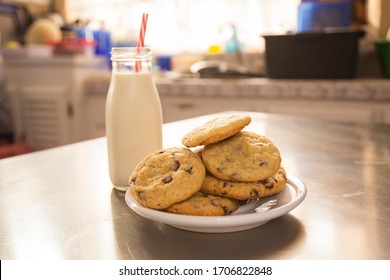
xmin=65 ymin=0 xmax=300 ymax=54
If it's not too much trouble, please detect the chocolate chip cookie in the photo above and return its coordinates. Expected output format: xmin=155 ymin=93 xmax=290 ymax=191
xmin=164 ymin=192 xmax=240 ymax=216
xmin=201 ymin=131 xmax=281 ymax=182
xmin=201 ymin=167 xmax=287 ymax=200
xmin=129 ymin=147 xmax=206 ymax=210
xmin=182 ymin=114 xmax=251 ymax=147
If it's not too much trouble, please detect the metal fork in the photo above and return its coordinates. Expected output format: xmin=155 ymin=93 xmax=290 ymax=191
xmin=255 ymin=199 xmax=277 ymax=213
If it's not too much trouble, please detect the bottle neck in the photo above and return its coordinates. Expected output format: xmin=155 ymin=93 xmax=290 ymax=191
xmin=111 ymin=60 xmax=152 ymax=73
xmin=110 ymin=47 xmax=153 ymax=74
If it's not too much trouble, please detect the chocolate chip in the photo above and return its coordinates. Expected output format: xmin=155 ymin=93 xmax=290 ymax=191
xmin=172 ymin=160 xmax=180 ymax=171
xmin=162 ymin=176 xmax=173 ymax=184
xmin=265 ymin=183 xmax=274 ymax=189
xmin=130 ymin=177 xmax=137 ymax=185
xmin=222 ymin=206 xmax=230 ymax=215
xmin=185 ymin=167 xmax=193 ymax=174
xmin=260 ymin=161 xmax=267 ymax=167
xmin=250 ymin=189 xmax=259 ymax=197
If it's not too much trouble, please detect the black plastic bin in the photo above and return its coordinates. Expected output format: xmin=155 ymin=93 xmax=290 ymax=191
xmin=262 ymin=29 xmax=364 ymax=79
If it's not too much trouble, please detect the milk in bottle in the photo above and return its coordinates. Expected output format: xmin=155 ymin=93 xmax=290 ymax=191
xmin=106 ymin=47 xmax=162 ymax=191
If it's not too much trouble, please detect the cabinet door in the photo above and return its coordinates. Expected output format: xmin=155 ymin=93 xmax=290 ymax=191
xmin=84 ymin=95 xmax=106 ymax=139
xmin=161 ymin=97 xmax=255 ymax=123
xmin=20 ymin=86 xmax=70 ymax=150
xmin=263 ymin=100 xmax=377 ymax=123
xmin=383 ymin=108 xmax=390 ymax=124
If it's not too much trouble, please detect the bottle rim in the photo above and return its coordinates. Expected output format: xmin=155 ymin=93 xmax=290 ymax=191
xmin=110 ymin=47 xmax=152 ymax=61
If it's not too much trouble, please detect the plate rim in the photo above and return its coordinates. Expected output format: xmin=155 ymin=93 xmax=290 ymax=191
xmin=125 ymin=174 xmax=306 ymax=231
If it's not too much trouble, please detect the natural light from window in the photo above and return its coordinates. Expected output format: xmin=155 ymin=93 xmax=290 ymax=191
xmin=65 ymin=0 xmax=300 ymax=54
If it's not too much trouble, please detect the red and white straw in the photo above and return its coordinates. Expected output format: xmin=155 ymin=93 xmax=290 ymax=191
xmin=138 ymin=13 xmax=148 ymax=48
xmin=135 ymin=13 xmax=149 ymax=72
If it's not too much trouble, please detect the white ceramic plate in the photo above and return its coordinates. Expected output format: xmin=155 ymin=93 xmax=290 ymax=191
xmin=125 ymin=175 xmax=306 ymax=233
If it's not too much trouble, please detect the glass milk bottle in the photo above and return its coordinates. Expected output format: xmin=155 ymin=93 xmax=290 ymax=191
xmin=106 ymin=47 xmax=162 ymax=191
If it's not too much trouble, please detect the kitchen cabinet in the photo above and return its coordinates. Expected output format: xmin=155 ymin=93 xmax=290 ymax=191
xmin=383 ymin=108 xmax=390 ymax=123
xmin=257 ymin=99 xmax=386 ymax=123
xmin=5 ymin=64 xmax=390 ymax=150
xmin=81 ymin=74 xmax=110 ymax=139
xmin=82 ymin=76 xmax=390 ymax=140
xmin=161 ymin=96 xmax=389 ymax=124
xmin=17 ymin=85 xmax=70 ymax=150
xmin=157 ymin=78 xmax=390 ymax=124
xmin=80 ymin=95 xmax=245 ymax=137
xmin=161 ymin=96 xmax=256 ymax=123
xmin=4 ymin=55 xmax=108 ymax=150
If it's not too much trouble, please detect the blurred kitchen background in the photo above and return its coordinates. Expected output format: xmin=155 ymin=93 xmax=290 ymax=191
xmin=1 ymin=0 xmax=390 ymax=158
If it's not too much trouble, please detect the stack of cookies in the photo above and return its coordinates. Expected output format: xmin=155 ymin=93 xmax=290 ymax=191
xmin=129 ymin=114 xmax=287 ymax=216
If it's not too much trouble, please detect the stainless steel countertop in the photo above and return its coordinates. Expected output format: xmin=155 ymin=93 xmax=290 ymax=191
xmin=0 ymin=111 xmax=389 ymax=260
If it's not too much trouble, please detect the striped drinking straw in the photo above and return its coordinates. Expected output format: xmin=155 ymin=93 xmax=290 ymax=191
xmin=135 ymin=13 xmax=149 ymax=72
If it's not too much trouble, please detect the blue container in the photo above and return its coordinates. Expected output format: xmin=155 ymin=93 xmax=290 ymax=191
xmin=93 ymin=29 xmax=111 ymax=57
xmin=157 ymin=55 xmax=172 ymax=71
xmin=298 ymin=1 xmax=352 ymax=32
